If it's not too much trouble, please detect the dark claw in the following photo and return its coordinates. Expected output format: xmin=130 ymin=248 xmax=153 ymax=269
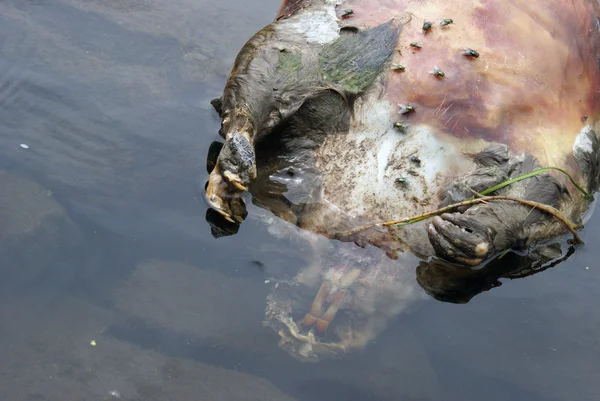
xmin=205 ymin=167 xmax=248 ymax=223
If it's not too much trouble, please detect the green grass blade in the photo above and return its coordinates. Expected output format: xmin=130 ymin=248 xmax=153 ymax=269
xmin=468 ymin=167 xmax=592 ymax=200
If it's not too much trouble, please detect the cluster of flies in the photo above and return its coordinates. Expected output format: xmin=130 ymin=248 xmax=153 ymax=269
xmin=343 ymin=10 xmax=478 ymax=119
xmin=393 ymin=18 xmax=478 ymax=187
xmin=342 ymin=10 xmax=479 ymax=188
xmin=393 ymin=18 xmax=479 ymax=119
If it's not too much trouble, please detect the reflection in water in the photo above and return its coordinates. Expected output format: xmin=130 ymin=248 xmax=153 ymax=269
xmin=0 ymin=1 xmax=600 ymax=400
xmin=204 ymin=131 xmax=583 ymax=362
xmin=206 ymin=145 xmax=578 ymax=308
xmin=205 ymin=207 xmax=241 ymax=238
xmin=417 ymin=245 xmax=576 ymax=304
xmin=207 ymin=158 xmax=580 ymax=361
xmin=202 ymin=4 xmax=600 ymax=368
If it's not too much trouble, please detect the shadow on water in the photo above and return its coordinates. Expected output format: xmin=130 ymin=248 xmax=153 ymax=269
xmin=1 ymin=1 xmax=600 ymax=401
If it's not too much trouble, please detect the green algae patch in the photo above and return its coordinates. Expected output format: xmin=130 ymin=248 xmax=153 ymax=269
xmin=276 ymin=50 xmax=302 ymax=75
xmin=319 ymin=21 xmax=399 ymax=96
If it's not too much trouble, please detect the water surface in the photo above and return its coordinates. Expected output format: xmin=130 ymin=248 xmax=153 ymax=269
xmin=0 ymin=1 xmax=599 ymax=400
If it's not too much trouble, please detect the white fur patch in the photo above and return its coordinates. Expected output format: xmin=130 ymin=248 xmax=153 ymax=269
xmin=573 ymin=126 xmax=595 ymax=156
xmin=280 ymin=3 xmax=340 ymax=44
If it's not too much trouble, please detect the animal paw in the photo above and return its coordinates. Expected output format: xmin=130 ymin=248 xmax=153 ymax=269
xmin=217 ymin=133 xmax=257 ymax=191
xmin=205 ymin=165 xmax=248 ymax=223
xmin=427 ymin=212 xmax=496 ymax=266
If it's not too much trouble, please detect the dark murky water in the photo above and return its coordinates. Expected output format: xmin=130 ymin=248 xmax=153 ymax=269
xmin=1 ymin=1 xmax=599 ymax=400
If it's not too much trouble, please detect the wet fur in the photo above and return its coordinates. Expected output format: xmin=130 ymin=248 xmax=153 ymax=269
xmin=431 ymin=146 xmax=570 ymax=265
xmin=218 ymin=20 xmax=400 ymax=143
xmin=211 ymin=1 xmax=598 ymax=262
xmin=212 ymin=12 xmax=401 ymax=212
xmin=203 ymin=0 xmax=600 ymax=362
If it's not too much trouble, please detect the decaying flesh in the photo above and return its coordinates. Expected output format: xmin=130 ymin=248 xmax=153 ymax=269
xmin=205 ymin=0 xmax=600 ymax=360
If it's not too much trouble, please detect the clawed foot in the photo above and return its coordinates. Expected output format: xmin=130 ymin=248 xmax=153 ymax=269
xmin=217 ymin=133 xmax=256 ymax=191
xmin=206 ymin=165 xmax=248 ymax=223
xmin=429 ymin=147 xmax=566 ymax=266
xmin=206 ymin=133 xmax=256 ymax=222
xmin=428 ymin=212 xmax=495 ymax=266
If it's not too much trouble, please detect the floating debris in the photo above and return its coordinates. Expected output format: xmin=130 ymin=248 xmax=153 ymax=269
xmin=342 ymin=9 xmax=354 ymax=18
xmin=430 ymin=65 xmax=446 ymax=77
xmin=410 ymin=42 xmax=422 ymax=48
xmin=422 ymin=21 xmax=433 ymax=32
xmin=440 ymin=19 xmax=454 ymax=27
xmin=19 ymin=143 xmax=29 ymax=149
xmin=395 ymin=177 xmax=408 ymax=185
xmin=399 ymin=104 xmax=415 ymax=114
xmin=90 ymin=340 xmax=97 ymax=346
xmin=463 ymin=48 xmax=480 ymax=58
xmin=264 ymin=279 xmax=271 ymax=284
xmin=409 ymin=155 xmax=421 ymax=165
xmin=391 ymin=64 xmax=406 ymax=71
xmin=582 ymin=116 xmax=589 ymax=122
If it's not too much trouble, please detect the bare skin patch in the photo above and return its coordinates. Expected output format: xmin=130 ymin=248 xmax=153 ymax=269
xmin=337 ymin=0 xmax=600 ymax=167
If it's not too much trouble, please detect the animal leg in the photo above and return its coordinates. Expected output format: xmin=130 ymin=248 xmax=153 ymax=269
xmin=315 ymin=290 xmax=348 ymax=333
xmin=429 ymin=146 xmax=568 ymax=266
xmin=302 ymin=280 xmax=330 ymax=328
xmin=205 ymin=19 xmax=400 ymax=222
xmin=302 ymin=268 xmax=360 ymax=334
xmin=438 ymin=144 xmax=511 ymax=207
xmin=206 ymin=164 xmax=248 ymax=223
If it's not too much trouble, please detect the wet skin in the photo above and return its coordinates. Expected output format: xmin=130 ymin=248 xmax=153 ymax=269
xmin=206 ymin=0 xmax=600 ymax=265
xmin=204 ymin=0 xmax=600 ymax=359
